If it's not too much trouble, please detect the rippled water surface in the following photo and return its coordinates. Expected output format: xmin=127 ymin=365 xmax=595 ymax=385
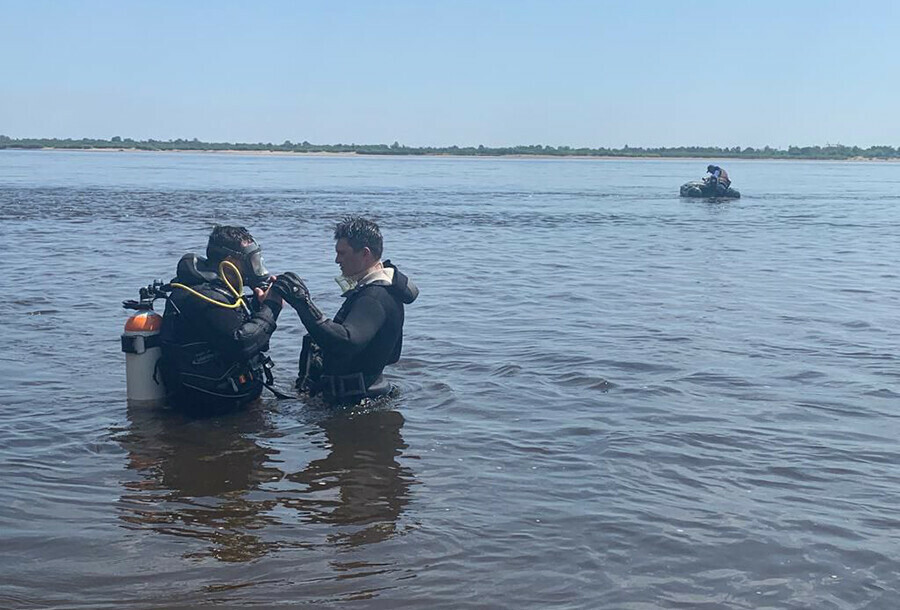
xmin=2 ymin=150 xmax=900 ymax=608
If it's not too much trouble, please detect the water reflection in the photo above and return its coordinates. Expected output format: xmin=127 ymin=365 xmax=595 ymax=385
xmin=116 ymin=403 xmax=284 ymax=561
xmin=116 ymin=403 xmax=415 ymax=562
xmin=283 ymin=409 xmax=415 ymax=548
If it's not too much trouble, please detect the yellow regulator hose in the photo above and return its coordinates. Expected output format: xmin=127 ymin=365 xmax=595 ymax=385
xmin=171 ymin=260 xmax=248 ymax=310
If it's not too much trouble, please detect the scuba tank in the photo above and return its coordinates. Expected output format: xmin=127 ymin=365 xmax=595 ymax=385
xmin=122 ymin=280 xmax=170 ymax=407
xmin=120 ymin=261 xmax=285 ymax=409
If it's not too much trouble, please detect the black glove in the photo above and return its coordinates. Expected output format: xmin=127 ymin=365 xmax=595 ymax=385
xmin=272 ymin=272 xmax=310 ymax=306
xmin=272 ymin=272 xmax=326 ymax=323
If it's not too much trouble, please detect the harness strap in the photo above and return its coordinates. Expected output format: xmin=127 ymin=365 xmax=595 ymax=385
xmin=121 ymin=333 xmax=162 ymax=354
xmin=263 ymin=382 xmax=298 ymax=400
xmin=318 ymin=372 xmax=386 ymax=400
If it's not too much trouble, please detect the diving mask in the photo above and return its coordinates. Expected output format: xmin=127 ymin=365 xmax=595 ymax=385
xmin=207 ymin=239 xmax=270 ymax=288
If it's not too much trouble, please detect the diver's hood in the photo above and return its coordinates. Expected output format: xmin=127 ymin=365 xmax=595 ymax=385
xmin=206 ymin=239 xmax=270 ymax=288
xmin=174 ymin=253 xmax=220 ymax=286
xmin=383 ymin=260 xmax=418 ymax=304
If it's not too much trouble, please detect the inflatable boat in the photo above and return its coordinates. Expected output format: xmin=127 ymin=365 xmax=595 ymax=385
xmin=680 ymin=180 xmax=741 ymax=199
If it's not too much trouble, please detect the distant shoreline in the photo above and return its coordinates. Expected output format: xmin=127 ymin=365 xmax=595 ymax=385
xmin=4 ymin=146 xmax=900 ymax=163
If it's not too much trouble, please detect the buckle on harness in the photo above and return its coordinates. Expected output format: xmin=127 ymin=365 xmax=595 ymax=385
xmin=321 ymin=372 xmax=367 ymax=400
xmin=260 ymin=354 xmax=275 ymax=386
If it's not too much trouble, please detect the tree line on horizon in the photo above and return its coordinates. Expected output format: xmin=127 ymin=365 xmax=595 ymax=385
xmin=1 ymin=135 xmax=898 ymax=160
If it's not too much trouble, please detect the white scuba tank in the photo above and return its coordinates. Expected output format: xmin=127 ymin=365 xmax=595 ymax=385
xmin=121 ymin=310 xmax=166 ymax=407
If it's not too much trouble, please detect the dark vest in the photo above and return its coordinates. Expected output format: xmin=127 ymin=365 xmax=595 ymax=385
xmin=160 ymin=283 xmax=265 ymax=413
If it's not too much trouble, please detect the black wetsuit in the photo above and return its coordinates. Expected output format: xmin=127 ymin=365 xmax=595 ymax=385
xmin=160 ymin=254 xmax=281 ymax=414
xmin=293 ymin=261 xmax=418 ymax=403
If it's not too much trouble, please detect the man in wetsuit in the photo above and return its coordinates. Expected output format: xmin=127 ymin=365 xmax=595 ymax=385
xmin=160 ymin=225 xmax=283 ymax=414
xmin=705 ymin=164 xmax=732 ymax=196
xmin=272 ymin=216 xmax=418 ymax=404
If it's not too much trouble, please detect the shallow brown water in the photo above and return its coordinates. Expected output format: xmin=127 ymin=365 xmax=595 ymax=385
xmin=1 ymin=151 xmax=900 ymax=608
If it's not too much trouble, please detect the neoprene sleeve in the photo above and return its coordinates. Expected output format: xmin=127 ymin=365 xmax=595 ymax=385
xmin=188 ymin=292 xmax=282 ymax=361
xmin=296 ymin=293 xmax=387 ymax=356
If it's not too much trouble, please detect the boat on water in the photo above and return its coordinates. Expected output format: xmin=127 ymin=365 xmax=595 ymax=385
xmin=680 ymin=180 xmax=741 ymax=199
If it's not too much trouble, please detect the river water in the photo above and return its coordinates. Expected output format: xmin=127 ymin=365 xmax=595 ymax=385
xmin=1 ymin=150 xmax=899 ymax=609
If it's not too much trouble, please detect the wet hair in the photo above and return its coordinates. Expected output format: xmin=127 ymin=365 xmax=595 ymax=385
xmin=707 ymin=165 xmax=717 ymax=172
xmin=207 ymin=225 xmax=255 ymax=261
xmin=334 ymin=215 xmax=383 ymax=259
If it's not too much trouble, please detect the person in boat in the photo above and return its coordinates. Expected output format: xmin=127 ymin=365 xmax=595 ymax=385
xmin=272 ymin=216 xmax=418 ymax=405
xmin=705 ymin=165 xmax=732 ymax=195
xmin=160 ymin=225 xmax=283 ymax=414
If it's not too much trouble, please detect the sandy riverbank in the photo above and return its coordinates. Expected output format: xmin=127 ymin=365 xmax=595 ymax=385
xmin=7 ymin=147 xmax=900 ymax=162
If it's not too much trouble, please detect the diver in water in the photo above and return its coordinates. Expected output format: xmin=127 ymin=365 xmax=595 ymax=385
xmin=705 ymin=164 xmax=732 ymax=196
xmin=272 ymin=216 xmax=418 ymax=405
xmin=159 ymin=225 xmax=283 ymax=415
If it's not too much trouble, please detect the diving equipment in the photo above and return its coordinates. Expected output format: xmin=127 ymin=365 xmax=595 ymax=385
xmin=122 ymin=281 xmax=169 ymax=407
xmin=335 ymin=275 xmax=355 ymax=293
xmin=122 ymin=256 xmax=283 ymax=410
xmin=206 ymin=237 xmax=270 ymax=288
xmin=273 ymin=272 xmax=324 ymax=321
xmin=289 ymin=260 xmax=418 ymax=404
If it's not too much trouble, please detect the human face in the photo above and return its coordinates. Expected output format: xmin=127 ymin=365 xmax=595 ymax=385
xmin=335 ymin=238 xmax=371 ymax=278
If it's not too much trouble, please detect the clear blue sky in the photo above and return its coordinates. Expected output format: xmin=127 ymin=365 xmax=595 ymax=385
xmin=2 ymin=0 xmax=898 ymax=148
